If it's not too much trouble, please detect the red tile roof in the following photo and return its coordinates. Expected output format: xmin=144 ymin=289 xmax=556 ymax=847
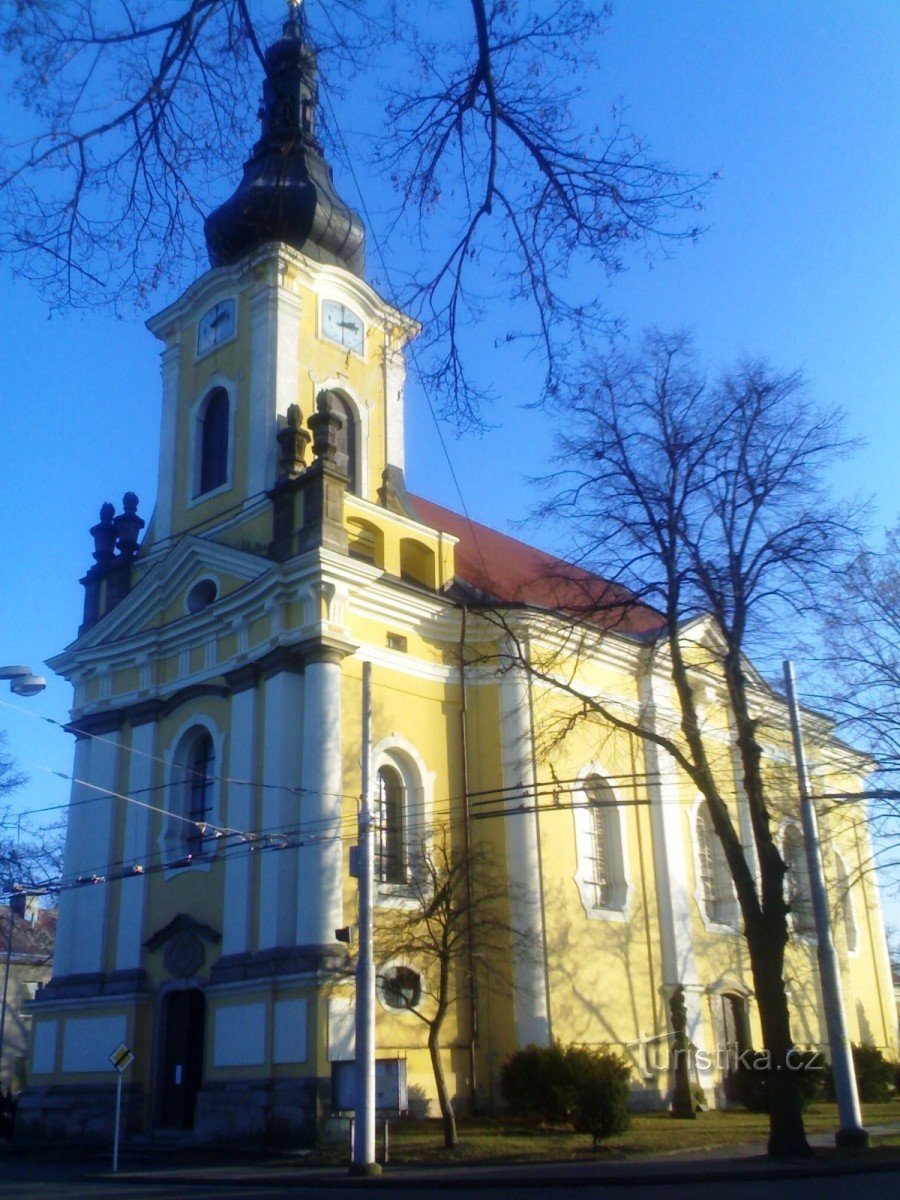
xmin=408 ymin=494 xmax=664 ymax=637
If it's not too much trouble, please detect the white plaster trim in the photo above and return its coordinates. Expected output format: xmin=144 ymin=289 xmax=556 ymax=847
xmin=310 ymin=376 xmax=370 ymax=499
xmin=689 ymin=795 xmax=741 ymax=935
xmin=370 ymin=735 xmax=435 ymax=909
xmin=832 ymin=848 xmax=859 ymax=959
xmin=376 ymin=957 xmax=423 ymax=1016
xmin=159 ymin=714 xmax=225 ymax=875
xmin=778 ymin=818 xmax=818 ymax=945
xmin=187 ymin=372 xmax=238 ymax=510
xmin=571 ymin=763 xmax=633 ymax=922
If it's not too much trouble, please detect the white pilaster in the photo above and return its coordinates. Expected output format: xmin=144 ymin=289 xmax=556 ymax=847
xmin=499 ymin=663 xmax=551 ymax=1049
xmin=383 ymin=339 xmax=406 ymax=472
xmin=68 ymin=729 xmax=122 ymax=975
xmin=296 ymin=651 xmax=345 ymax=946
xmin=53 ymin=735 xmax=93 ymax=978
xmin=257 ymin=670 xmax=304 ymax=950
xmin=114 ymin=721 xmax=156 ymax=970
xmin=222 ymin=686 xmax=258 ymax=956
xmin=153 ymin=342 xmax=183 ymax=543
xmin=248 ymin=266 xmax=303 ymax=499
xmin=639 ymin=669 xmax=710 ymax=1078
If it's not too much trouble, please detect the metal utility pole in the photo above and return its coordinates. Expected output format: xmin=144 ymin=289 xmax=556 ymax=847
xmin=0 ymin=891 xmax=27 ymax=1084
xmin=783 ymin=660 xmax=868 ymax=1149
xmin=351 ymin=660 xmax=380 ymax=1174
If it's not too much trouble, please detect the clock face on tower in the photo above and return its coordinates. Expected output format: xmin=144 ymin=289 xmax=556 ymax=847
xmin=197 ymin=299 xmax=236 ymax=355
xmin=322 ymin=299 xmax=364 ymax=355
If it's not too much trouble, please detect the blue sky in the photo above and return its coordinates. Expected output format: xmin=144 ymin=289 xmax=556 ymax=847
xmin=1 ymin=2 xmax=898 ymax=920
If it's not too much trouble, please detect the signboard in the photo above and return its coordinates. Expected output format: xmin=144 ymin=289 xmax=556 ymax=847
xmin=331 ymin=1058 xmax=408 ymax=1115
xmin=109 ymin=1043 xmax=134 ymax=1074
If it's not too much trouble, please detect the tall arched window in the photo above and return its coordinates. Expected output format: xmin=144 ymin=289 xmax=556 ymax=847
xmin=579 ymin=774 xmax=627 ymax=913
xmin=695 ymin=802 xmax=737 ymax=926
xmin=783 ymin=824 xmax=814 ymax=936
xmin=198 ymin=387 xmax=229 ymax=495
xmin=185 ymin=732 xmax=215 ymax=857
xmin=834 ymin=851 xmax=858 ymax=953
xmin=375 ymin=765 xmax=405 ymax=884
xmin=332 ymin=394 xmax=358 ymax=495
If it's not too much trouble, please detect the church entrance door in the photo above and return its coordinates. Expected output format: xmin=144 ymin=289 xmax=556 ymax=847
xmin=158 ymin=989 xmax=206 ymax=1129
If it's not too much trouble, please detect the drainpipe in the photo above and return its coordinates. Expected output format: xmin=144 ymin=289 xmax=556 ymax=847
xmin=458 ymin=605 xmax=479 ymax=1109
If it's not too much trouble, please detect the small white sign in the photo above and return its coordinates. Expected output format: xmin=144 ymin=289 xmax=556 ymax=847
xmin=109 ymin=1043 xmax=134 ymax=1074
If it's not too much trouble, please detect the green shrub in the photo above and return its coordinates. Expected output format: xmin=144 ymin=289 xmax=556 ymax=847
xmin=732 ymin=1049 xmax=823 ymax=1113
xmin=823 ymin=1043 xmax=896 ymax=1103
xmin=500 ymin=1042 xmax=632 ymax=1145
xmin=499 ymin=1042 xmax=572 ymax=1125
xmin=565 ymin=1045 xmax=632 ymax=1147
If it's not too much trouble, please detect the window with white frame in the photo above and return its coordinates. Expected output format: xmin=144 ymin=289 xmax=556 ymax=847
xmin=332 ymin=392 xmax=359 ymax=495
xmin=165 ymin=725 xmax=218 ymax=862
xmin=695 ymin=801 xmax=738 ymax=927
xmin=783 ymin=823 xmax=815 ymax=936
xmin=374 ymin=764 xmax=407 ymax=885
xmin=834 ymin=850 xmax=858 ymax=953
xmin=378 ymin=963 xmax=422 ymax=1011
xmin=196 ymin=387 xmax=229 ymax=496
xmin=575 ymin=773 xmax=627 ymax=914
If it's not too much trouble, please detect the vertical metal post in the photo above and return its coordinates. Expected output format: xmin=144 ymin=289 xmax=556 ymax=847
xmin=351 ymin=661 xmax=380 ymax=1174
xmin=0 ymin=902 xmax=14 ymax=1084
xmin=783 ymin=660 xmax=868 ymax=1148
xmin=112 ymin=1071 xmax=123 ymax=1172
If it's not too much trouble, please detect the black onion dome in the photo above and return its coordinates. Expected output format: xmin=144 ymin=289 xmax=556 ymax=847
xmin=204 ymin=8 xmax=365 ymax=276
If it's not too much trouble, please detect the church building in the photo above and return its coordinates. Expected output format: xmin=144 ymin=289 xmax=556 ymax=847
xmin=21 ymin=10 xmax=897 ymax=1140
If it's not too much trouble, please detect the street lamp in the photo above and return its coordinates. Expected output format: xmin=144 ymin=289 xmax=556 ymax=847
xmin=0 ymin=666 xmax=46 ymax=698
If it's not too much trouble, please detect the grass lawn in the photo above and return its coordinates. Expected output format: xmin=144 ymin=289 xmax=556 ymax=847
xmin=374 ymin=1100 xmax=900 ymax=1165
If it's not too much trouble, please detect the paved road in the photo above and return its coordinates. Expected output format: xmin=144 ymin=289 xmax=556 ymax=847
xmin=1 ymin=1162 xmax=898 ymax=1200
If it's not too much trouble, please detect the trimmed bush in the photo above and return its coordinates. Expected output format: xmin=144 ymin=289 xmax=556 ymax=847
xmin=732 ymin=1049 xmax=823 ymax=1113
xmin=499 ymin=1042 xmax=572 ymax=1125
xmin=500 ymin=1042 xmax=632 ymax=1146
xmin=566 ymin=1045 xmax=632 ymax=1147
xmin=823 ymin=1043 xmax=896 ymax=1103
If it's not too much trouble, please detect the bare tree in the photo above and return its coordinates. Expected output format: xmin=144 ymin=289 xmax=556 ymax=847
xmin=0 ymin=735 xmax=65 ymax=891
xmin=487 ymin=331 xmax=863 ymax=1156
xmin=0 ymin=1 xmax=709 ymax=425
xmin=372 ymin=831 xmax=526 ymax=1148
xmin=818 ymin=527 xmax=900 ymax=889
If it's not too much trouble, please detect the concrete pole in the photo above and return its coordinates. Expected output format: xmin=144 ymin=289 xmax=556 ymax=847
xmin=351 ymin=660 xmax=380 ymax=1175
xmin=783 ymin=660 xmax=868 ymax=1149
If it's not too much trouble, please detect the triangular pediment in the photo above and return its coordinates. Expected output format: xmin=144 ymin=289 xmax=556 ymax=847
xmin=58 ymin=537 xmax=273 ymax=654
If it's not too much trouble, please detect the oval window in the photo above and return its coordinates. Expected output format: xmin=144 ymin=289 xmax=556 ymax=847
xmin=187 ymin=579 xmax=218 ymax=613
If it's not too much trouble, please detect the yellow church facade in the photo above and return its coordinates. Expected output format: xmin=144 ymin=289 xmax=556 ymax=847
xmin=21 ymin=11 xmax=896 ymax=1141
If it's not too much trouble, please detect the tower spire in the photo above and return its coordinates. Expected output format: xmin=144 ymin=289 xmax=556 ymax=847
xmin=204 ymin=2 xmax=365 ymax=276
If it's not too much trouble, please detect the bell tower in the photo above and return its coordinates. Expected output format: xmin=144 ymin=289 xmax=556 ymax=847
xmin=138 ymin=2 xmax=416 ymax=563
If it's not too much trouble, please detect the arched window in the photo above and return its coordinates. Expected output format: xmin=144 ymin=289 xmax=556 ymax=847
xmin=375 ymin=765 xmax=406 ymax=884
xmin=185 ymin=732 xmax=215 ymax=857
xmin=578 ymin=774 xmax=627 ymax=913
xmin=399 ymin=539 xmax=436 ymax=589
xmin=164 ymin=726 xmax=218 ymax=863
xmin=783 ymin=824 xmax=814 ymax=936
xmin=198 ymin=387 xmax=229 ymax=495
xmin=695 ymin=802 xmax=738 ymax=926
xmin=834 ymin=851 xmax=858 ymax=953
xmin=332 ymin=394 xmax=358 ymax=495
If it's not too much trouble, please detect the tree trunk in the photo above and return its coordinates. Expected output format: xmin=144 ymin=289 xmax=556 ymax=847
xmin=428 ymin=1021 xmax=458 ymax=1148
xmin=746 ymin=921 xmax=811 ymax=1158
